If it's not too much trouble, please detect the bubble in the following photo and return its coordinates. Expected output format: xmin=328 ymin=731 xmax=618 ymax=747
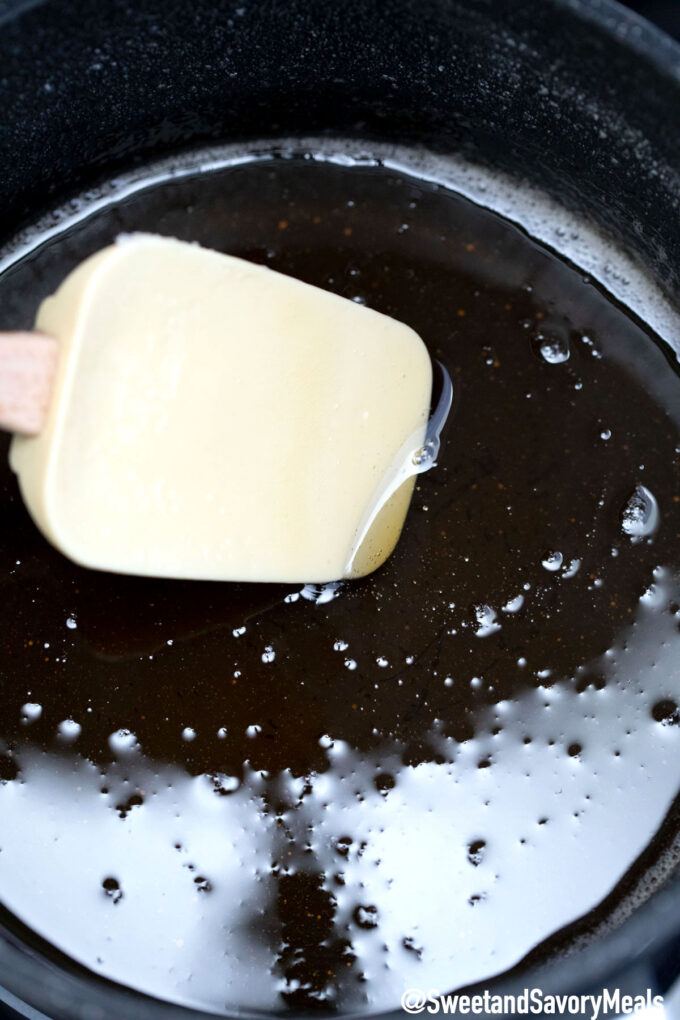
xmin=502 ymin=594 xmax=524 ymax=613
xmin=586 ymin=337 xmax=603 ymax=358
xmin=474 ymin=605 xmax=501 ymax=637
xmin=533 ymin=332 xmax=570 ymax=364
xmin=467 ymin=840 xmax=486 ymax=866
xmin=375 ymin=772 xmax=396 ymax=793
xmin=102 ymin=877 xmax=123 ymax=904
xmin=651 ymin=700 xmax=679 ymax=726
xmin=209 ymin=773 xmax=240 ymax=796
xmin=182 ymin=727 xmax=196 ymax=742
xmin=621 ymin=484 xmax=659 ymax=542
xmin=58 ymin=719 xmax=82 ymax=742
xmin=21 ymin=702 xmax=42 ymax=723
xmin=334 ymin=836 xmax=352 ymax=858
xmin=116 ymin=793 xmax=143 ymax=819
xmin=542 ymin=551 xmax=563 ymax=572
xmin=65 ymin=617 xmax=77 ymax=630
xmin=300 ymin=581 xmax=343 ymax=604
xmin=354 ymin=904 xmax=378 ymax=929
xmin=412 ymin=439 xmax=437 ymax=468
xmin=108 ymin=729 xmax=139 ymax=755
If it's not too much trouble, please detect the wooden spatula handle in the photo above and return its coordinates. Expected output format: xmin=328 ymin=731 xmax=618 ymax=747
xmin=0 ymin=332 xmax=57 ymax=436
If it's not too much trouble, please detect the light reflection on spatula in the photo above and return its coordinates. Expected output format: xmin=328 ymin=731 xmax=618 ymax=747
xmin=346 ymin=361 xmax=453 ymax=576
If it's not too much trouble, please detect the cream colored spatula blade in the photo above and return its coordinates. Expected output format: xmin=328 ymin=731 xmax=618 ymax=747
xmin=3 ymin=235 xmax=434 ymax=583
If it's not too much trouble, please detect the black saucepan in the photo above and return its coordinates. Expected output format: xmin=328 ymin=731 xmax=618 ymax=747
xmin=0 ymin=0 xmax=679 ymax=1017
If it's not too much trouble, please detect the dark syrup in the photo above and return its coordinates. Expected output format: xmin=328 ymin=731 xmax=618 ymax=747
xmin=0 ymin=156 xmax=679 ymax=1014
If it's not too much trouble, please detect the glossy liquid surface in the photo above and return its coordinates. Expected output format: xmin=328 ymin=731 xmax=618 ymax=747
xmin=0 ymin=156 xmax=679 ymax=1014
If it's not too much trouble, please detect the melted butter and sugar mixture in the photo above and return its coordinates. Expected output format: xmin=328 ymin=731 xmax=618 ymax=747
xmin=1 ymin=156 xmax=679 ymax=1014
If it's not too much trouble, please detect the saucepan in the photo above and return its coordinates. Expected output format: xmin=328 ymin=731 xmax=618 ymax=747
xmin=0 ymin=0 xmax=679 ymax=1017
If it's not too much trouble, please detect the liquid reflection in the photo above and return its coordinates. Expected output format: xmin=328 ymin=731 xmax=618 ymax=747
xmin=1 ymin=570 xmax=679 ymax=1011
